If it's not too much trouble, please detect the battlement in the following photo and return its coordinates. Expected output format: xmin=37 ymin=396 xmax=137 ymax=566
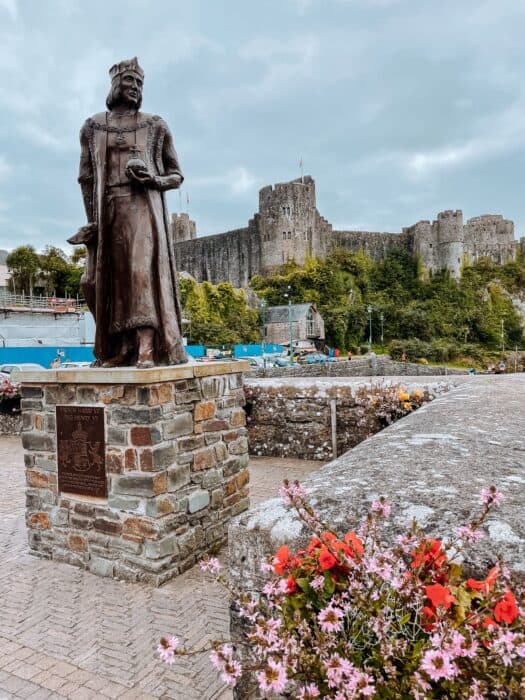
xmin=171 ymin=213 xmax=196 ymax=244
xmin=437 ymin=209 xmax=463 ymax=221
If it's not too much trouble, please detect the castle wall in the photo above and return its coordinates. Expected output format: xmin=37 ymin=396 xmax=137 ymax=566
xmin=171 ymin=176 xmax=519 ymax=288
xmin=173 ymin=221 xmax=261 ymax=288
xmin=328 ymin=230 xmax=405 ymax=260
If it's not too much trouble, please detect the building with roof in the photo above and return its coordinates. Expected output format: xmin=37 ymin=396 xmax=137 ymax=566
xmin=263 ymin=303 xmax=325 ymax=348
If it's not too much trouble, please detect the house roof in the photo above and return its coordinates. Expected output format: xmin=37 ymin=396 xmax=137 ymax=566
xmin=265 ymin=303 xmax=316 ymax=323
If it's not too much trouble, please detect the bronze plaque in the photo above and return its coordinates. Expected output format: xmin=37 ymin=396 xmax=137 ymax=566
xmin=56 ymin=406 xmax=107 ymax=498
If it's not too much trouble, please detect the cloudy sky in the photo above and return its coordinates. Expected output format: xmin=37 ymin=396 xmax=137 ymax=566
xmin=1 ymin=0 xmax=525 ymax=253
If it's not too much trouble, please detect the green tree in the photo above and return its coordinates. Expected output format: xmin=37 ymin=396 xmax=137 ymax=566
xmin=6 ymin=245 xmax=40 ymax=295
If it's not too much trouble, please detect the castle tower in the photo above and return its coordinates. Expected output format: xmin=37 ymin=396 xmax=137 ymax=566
xmin=404 ymin=220 xmax=433 ymax=274
xmin=435 ymin=210 xmax=464 ymax=278
xmin=171 ymin=213 xmax=197 ymax=244
xmin=258 ymin=176 xmax=318 ymax=274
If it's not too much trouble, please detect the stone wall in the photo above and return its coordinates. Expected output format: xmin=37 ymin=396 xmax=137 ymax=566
xmin=244 ymin=376 xmax=460 ymax=460
xmin=19 ymin=362 xmax=250 ymax=585
xmin=247 ymin=357 xmax=467 ymax=379
xmin=173 ymin=221 xmax=261 ymax=289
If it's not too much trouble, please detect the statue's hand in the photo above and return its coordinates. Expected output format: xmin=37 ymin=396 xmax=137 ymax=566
xmin=126 ymin=166 xmax=157 ymax=187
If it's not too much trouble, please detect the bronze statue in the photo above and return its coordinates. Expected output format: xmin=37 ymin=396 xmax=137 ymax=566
xmin=69 ymin=57 xmax=187 ymax=368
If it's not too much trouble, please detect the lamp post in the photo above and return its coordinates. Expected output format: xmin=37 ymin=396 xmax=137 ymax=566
xmin=260 ymin=298 xmax=267 ymax=366
xmin=367 ymin=304 xmax=373 ymax=351
xmin=501 ymin=318 xmax=505 ymax=354
xmin=284 ymin=287 xmax=294 ymax=365
xmin=379 ymin=311 xmax=384 ymax=347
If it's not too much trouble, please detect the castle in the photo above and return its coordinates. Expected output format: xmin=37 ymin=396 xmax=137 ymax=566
xmin=172 ymin=176 xmax=523 ymax=287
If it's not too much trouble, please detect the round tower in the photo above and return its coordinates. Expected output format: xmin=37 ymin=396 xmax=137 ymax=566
xmin=436 ymin=210 xmax=464 ymax=278
xmin=258 ymin=176 xmax=317 ymax=274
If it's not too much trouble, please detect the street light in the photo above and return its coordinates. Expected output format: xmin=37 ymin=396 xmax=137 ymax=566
xmin=501 ymin=318 xmax=505 ymax=354
xmin=379 ymin=311 xmax=384 ymax=347
xmin=284 ymin=286 xmax=294 ymax=366
xmin=260 ymin=298 xmax=267 ymax=366
xmin=367 ymin=304 xmax=373 ymax=350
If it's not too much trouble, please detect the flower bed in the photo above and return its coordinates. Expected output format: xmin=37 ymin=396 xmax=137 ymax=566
xmin=159 ymin=485 xmax=524 ymax=698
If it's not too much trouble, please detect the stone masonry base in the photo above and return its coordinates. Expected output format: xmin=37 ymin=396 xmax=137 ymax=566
xmin=18 ymin=361 xmax=249 ymax=585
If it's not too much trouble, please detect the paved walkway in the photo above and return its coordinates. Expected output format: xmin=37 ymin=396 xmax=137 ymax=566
xmin=0 ymin=437 xmax=320 ymax=700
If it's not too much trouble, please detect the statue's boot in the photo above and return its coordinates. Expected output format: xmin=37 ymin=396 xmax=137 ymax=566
xmin=136 ymin=327 xmax=155 ymax=369
xmin=102 ymin=337 xmax=132 ymax=368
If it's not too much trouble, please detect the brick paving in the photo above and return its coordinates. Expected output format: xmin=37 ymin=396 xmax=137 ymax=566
xmin=0 ymin=437 xmax=320 ymax=699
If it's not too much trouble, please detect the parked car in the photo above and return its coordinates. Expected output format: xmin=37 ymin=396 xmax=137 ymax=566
xmin=0 ymin=363 xmax=47 ymax=378
xmin=300 ymin=352 xmax=337 ymax=365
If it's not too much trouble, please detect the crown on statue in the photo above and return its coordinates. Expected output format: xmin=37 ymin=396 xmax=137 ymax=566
xmin=109 ymin=57 xmax=144 ymax=82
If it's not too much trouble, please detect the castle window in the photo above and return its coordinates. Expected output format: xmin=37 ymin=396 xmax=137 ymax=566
xmin=283 ymin=232 xmax=286 ymax=239
xmin=429 ymin=243 xmax=432 ymax=248
xmin=287 ymin=206 xmax=291 ymax=215
xmin=282 ymin=207 xmax=286 ymax=215
xmin=303 ymin=232 xmax=307 ymax=239
xmin=288 ymin=231 xmax=292 ymax=239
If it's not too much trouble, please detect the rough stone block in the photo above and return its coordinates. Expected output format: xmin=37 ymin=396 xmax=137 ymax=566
xmin=93 ymin=517 xmax=123 ymax=536
xmin=144 ymin=534 xmax=179 ymax=559
xmin=113 ymin=405 xmax=162 ymax=425
xmin=163 ymin=412 xmax=193 ymax=438
xmin=168 ymin=464 xmax=191 ymax=491
xmin=21 ymin=431 xmax=55 ymax=452
xmin=113 ymin=472 xmax=166 ymax=497
xmin=123 ymin=517 xmax=160 ymax=540
xmin=188 ymin=490 xmax=210 ymax=513
xmin=89 ymin=556 xmax=115 ymax=578
xmin=153 ymin=444 xmax=177 ymax=470
xmin=193 ymin=446 xmax=217 ymax=471
xmin=108 ymin=494 xmax=143 ymax=513
xmin=194 ymin=400 xmax=216 ymax=421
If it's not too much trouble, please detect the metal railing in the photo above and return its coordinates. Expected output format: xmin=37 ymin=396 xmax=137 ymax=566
xmin=0 ymin=291 xmax=87 ymax=311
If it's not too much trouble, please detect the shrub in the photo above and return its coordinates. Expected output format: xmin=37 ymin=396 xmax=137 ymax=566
xmin=359 ymin=344 xmax=369 ymax=355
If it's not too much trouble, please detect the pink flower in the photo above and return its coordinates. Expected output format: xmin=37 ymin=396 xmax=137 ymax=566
xmin=371 ymin=499 xmax=391 ymax=518
xmin=467 ymin=680 xmax=485 ymax=700
xmin=420 ymin=649 xmax=458 ymax=681
xmin=199 ymin=557 xmax=221 ymax=574
xmin=480 ymin=487 xmax=503 ymax=507
xmin=318 ymin=605 xmax=344 ymax=633
xmin=279 ymin=480 xmax=306 ymax=506
xmin=157 ymin=635 xmax=180 ymax=665
xmin=456 ymin=524 xmax=484 ymax=543
xmin=492 ymin=630 xmax=518 ymax=666
xmin=256 ymin=657 xmax=287 ymax=693
xmin=310 ymin=575 xmax=325 ymax=591
xmin=298 ymin=683 xmax=321 ymax=699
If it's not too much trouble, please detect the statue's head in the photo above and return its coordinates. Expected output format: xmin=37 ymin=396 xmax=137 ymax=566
xmin=106 ymin=57 xmax=144 ymax=110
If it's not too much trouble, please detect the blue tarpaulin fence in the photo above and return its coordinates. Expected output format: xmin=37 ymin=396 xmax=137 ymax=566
xmin=0 ymin=343 xmax=281 ymax=367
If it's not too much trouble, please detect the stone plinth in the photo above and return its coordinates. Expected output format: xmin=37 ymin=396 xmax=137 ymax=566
xmin=17 ymin=361 xmax=250 ymax=585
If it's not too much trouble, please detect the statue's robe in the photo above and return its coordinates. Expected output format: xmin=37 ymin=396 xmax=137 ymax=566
xmin=76 ymin=111 xmax=187 ymax=365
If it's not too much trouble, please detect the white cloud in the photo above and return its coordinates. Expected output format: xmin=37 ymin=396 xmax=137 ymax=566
xmin=192 ymin=166 xmax=259 ymax=196
xmin=0 ymin=155 xmax=11 ymax=180
xmin=0 ymin=0 xmax=17 ymax=21
xmin=17 ymin=122 xmax=73 ymax=151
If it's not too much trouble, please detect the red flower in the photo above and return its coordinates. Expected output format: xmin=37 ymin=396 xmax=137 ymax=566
xmin=343 ymin=532 xmax=364 ymax=558
xmin=422 ymin=606 xmax=436 ymax=619
xmin=425 ymin=583 xmax=456 ymax=610
xmin=410 ymin=539 xmax=447 ymax=570
xmin=494 ymin=590 xmax=519 ymax=625
xmin=273 ymin=545 xmax=291 ymax=575
xmin=307 ymin=536 xmax=322 ymax=554
xmin=321 ymin=531 xmax=337 ymax=544
xmin=482 ymin=615 xmax=499 ymax=629
xmin=318 ymin=546 xmax=337 ymax=570
xmin=466 ymin=565 xmax=499 ymax=594
xmin=286 ymin=575 xmax=298 ymax=594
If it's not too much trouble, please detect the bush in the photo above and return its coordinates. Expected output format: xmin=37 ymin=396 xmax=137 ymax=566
xmin=389 ymin=338 xmax=430 ymax=362
xmin=359 ymin=344 xmax=370 ymax=355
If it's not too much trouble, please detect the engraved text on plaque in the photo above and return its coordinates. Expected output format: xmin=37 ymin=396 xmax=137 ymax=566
xmin=56 ymin=406 xmax=106 ymax=498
